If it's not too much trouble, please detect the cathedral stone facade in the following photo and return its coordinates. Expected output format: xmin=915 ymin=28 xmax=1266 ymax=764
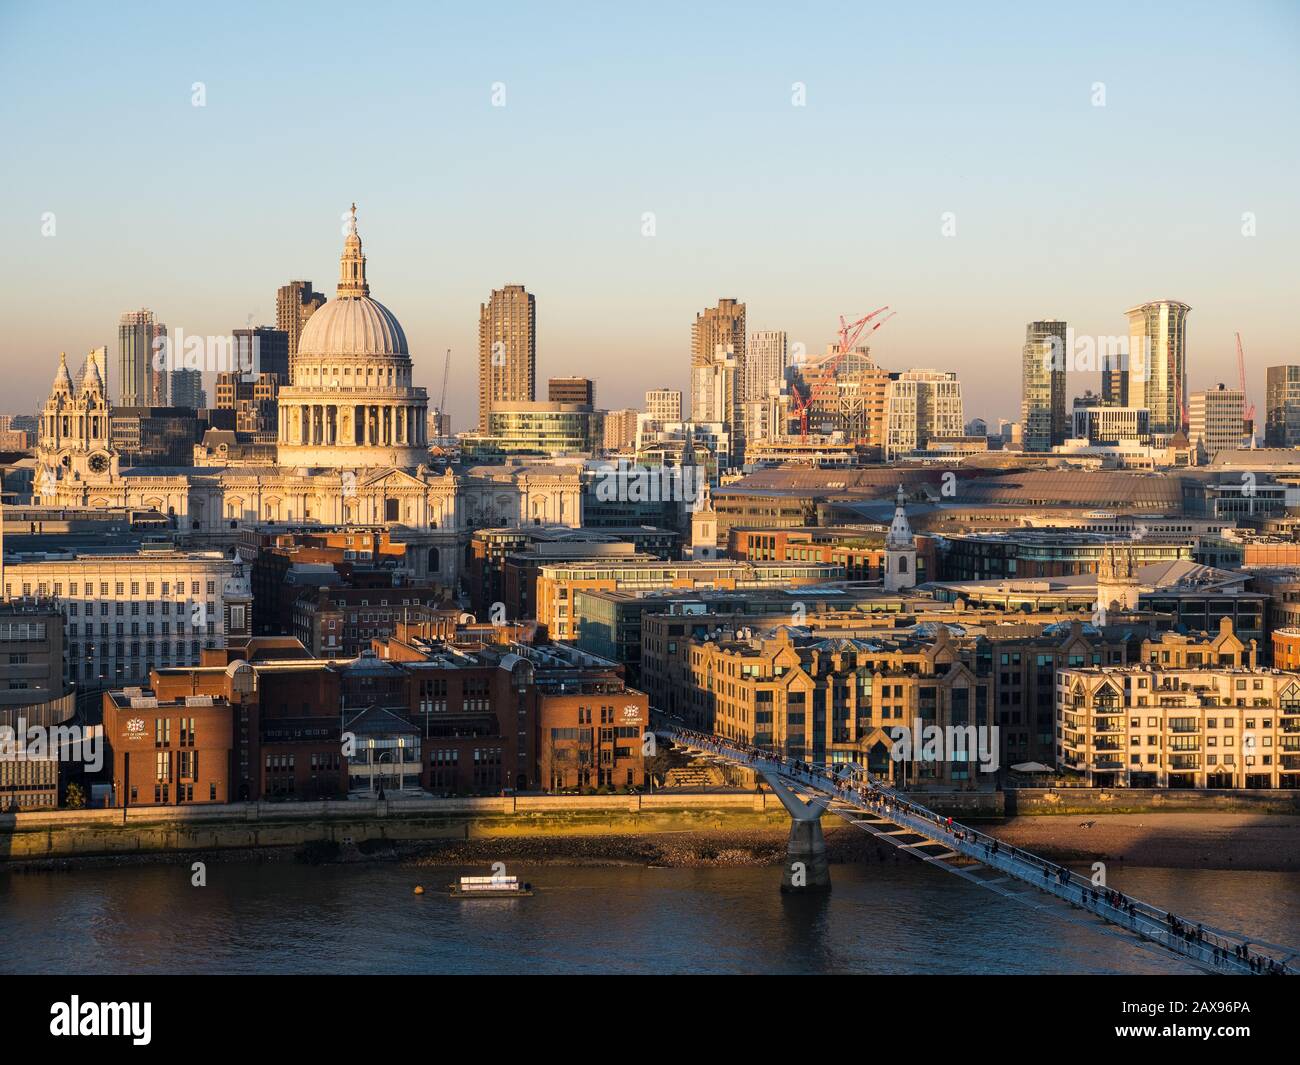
xmin=36 ymin=208 xmax=582 ymax=592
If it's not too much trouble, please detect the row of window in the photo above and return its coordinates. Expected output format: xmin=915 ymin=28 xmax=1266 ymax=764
xmin=8 ymin=580 xmax=215 ymax=598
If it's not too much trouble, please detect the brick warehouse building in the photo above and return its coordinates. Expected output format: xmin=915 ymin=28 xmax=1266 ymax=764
xmin=104 ymin=648 xmax=349 ymax=805
xmin=101 ymin=625 xmax=650 ymax=805
xmin=374 ymin=623 xmax=647 ymax=792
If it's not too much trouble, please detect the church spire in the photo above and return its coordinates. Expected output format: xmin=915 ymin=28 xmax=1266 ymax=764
xmin=336 ymin=201 xmax=370 ymax=299
xmin=886 ymin=483 xmax=913 ymax=548
xmin=51 ymin=352 xmax=73 ymax=397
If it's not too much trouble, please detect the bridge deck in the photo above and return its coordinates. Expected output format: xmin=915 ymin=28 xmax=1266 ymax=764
xmin=664 ymin=728 xmax=1295 ymax=976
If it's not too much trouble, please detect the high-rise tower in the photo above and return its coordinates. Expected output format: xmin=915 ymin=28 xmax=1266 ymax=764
xmin=477 ymin=285 xmax=536 ymax=432
xmin=746 ymin=330 xmax=788 ymax=402
xmin=1121 ymin=300 xmax=1191 ymax=434
xmin=117 ymin=309 xmax=166 ymax=408
xmin=691 ymin=299 xmax=746 ymax=399
xmin=1021 ymin=320 xmax=1068 ymax=452
xmin=277 ymin=280 xmax=326 ymax=363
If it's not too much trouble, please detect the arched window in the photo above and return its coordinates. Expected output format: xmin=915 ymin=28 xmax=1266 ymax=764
xmin=428 ymin=547 xmax=440 ymax=573
xmin=898 ymin=556 xmax=908 ymax=573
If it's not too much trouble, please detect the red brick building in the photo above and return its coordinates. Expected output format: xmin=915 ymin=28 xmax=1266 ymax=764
xmin=103 ymin=679 xmax=239 ymax=806
xmin=727 ymin=525 xmax=936 ymax=584
xmin=537 ymin=684 xmax=648 ymax=792
xmin=106 ymin=637 xmax=349 ymax=804
xmin=102 ymin=627 xmax=650 ymax=805
xmin=375 ymin=622 xmax=648 ymax=793
xmin=293 ymin=585 xmax=452 ymax=658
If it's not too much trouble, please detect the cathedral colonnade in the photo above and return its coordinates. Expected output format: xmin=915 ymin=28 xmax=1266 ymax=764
xmin=279 ymin=402 xmax=427 ymax=447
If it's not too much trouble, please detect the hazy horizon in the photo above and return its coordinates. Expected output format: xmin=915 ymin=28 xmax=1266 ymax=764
xmin=2 ymin=1 xmax=1297 ymax=430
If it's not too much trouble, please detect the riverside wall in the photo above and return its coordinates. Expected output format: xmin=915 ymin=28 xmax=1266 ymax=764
xmin=15 ymin=786 xmax=1295 ymax=861
xmin=0 ymin=793 xmax=798 ymax=861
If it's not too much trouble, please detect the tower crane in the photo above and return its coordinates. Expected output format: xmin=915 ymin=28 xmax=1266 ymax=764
xmin=1235 ymin=332 xmax=1256 ymax=443
xmin=790 ymin=307 xmax=895 ymax=439
xmin=439 ymin=347 xmax=452 ymax=428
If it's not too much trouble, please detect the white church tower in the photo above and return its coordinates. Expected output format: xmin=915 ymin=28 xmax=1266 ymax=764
xmin=680 ymin=428 xmax=719 ymax=560
xmin=883 ymin=483 xmax=917 ymax=591
xmin=38 ymin=351 xmax=116 ymax=494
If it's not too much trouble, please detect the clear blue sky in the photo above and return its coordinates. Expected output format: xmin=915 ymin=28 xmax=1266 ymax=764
xmin=2 ymin=0 xmax=1297 ymax=427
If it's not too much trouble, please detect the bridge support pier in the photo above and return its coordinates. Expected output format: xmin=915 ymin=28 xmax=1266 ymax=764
xmin=756 ymin=767 xmax=831 ymax=892
xmin=781 ymin=815 xmax=830 ymax=892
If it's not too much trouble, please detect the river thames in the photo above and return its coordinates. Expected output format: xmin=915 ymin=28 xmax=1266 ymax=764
xmin=4 ymin=859 xmax=1298 ymax=974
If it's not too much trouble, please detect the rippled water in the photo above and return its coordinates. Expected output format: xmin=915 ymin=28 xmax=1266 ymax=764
xmin=3 ymin=858 xmax=1297 ymax=975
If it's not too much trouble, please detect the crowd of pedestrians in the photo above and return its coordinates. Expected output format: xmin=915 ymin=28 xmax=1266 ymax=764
xmin=663 ymin=722 xmax=1291 ymax=976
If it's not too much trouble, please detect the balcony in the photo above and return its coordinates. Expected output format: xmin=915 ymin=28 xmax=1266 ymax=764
xmin=1170 ymin=756 xmax=1201 ymax=770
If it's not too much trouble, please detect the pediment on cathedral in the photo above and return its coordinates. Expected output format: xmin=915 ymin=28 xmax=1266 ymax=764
xmin=357 ymin=467 xmax=429 ymax=490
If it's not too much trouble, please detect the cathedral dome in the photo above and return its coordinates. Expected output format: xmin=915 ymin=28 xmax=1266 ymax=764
xmin=294 ymin=203 xmax=408 ymax=360
xmin=296 ymin=295 xmax=408 ymax=358
xmin=276 ymin=204 xmax=429 ymax=472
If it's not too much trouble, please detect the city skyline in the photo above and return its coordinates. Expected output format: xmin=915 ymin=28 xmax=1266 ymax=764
xmin=1 ymin=2 xmax=1297 ymax=424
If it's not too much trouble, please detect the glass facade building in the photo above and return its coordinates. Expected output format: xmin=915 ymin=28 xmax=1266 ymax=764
xmin=1021 ymin=320 xmax=1067 ymax=452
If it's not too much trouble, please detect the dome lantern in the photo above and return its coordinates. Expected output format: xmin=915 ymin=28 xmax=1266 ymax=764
xmin=337 ymin=202 xmax=370 ymax=299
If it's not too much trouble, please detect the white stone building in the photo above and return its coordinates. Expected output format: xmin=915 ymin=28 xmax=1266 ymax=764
xmin=1 ymin=547 xmax=250 ymax=688
xmin=33 ymin=208 xmax=582 ymax=591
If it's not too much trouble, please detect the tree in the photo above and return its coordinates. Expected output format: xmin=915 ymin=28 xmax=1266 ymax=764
xmin=644 ymin=750 xmax=674 ymax=788
xmin=65 ymin=782 xmax=86 ymax=810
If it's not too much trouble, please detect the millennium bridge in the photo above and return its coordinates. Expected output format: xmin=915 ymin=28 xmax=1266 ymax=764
xmin=661 ymin=725 xmax=1295 ymax=976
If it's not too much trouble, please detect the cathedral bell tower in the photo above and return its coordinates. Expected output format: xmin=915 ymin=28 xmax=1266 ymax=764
xmin=38 ymin=352 xmax=117 ymax=495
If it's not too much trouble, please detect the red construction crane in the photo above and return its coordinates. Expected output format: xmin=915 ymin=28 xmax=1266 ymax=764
xmin=790 ymin=307 xmax=896 ymax=438
xmin=1236 ymin=332 xmax=1257 ymax=426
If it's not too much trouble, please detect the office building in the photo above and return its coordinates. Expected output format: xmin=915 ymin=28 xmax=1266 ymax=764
xmin=276 ymin=280 xmax=326 ymax=361
xmin=884 ymin=370 xmax=964 ymax=458
xmin=547 ymin=377 xmax=594 ymax=405
xmin=1071 ymin=405 xmax=1151 ymax=444
xmin=745 ymin=330 xmax=788 ymax=404
xmin=691 ymin=299 xmax=746 ymax=394
xmin=1 ymin=548 xmax=251 ymax=688
xmin=478 ymin=284 xmax=536 ymax=432
xmin=1109 ymin=300 xmax=1190 ymax=434
xmin=110 ymin=407 xmax=202 ymax=467
xmin=1188 ymin=384 xmax=1245 ymax=462
xmin=1021 ymin=320 xmax=1067 ymax=452
xmin=461 ymin=402 xmax=603 ymax=461
xmin=1265 ymin=365 xmax=1300 ymax=448
xmin=646 ymin=388 xmax=683 ymax=423
xmin=691 ymin=346 xmax=743 ymax=455
xmin=789 ymin=346 xmax=891 ymax=448
xmin=170 ymin=369 xmax=206 ymax=410
xmin=603 ymin=408 xmax=639 ymax=451
xmin=534 ymin=558 xmax=845 ymax=641
xmin=233 ymin=327 xmax=290 ymax=384
xmin=118 ymin=309 xmax=167 ymax=408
